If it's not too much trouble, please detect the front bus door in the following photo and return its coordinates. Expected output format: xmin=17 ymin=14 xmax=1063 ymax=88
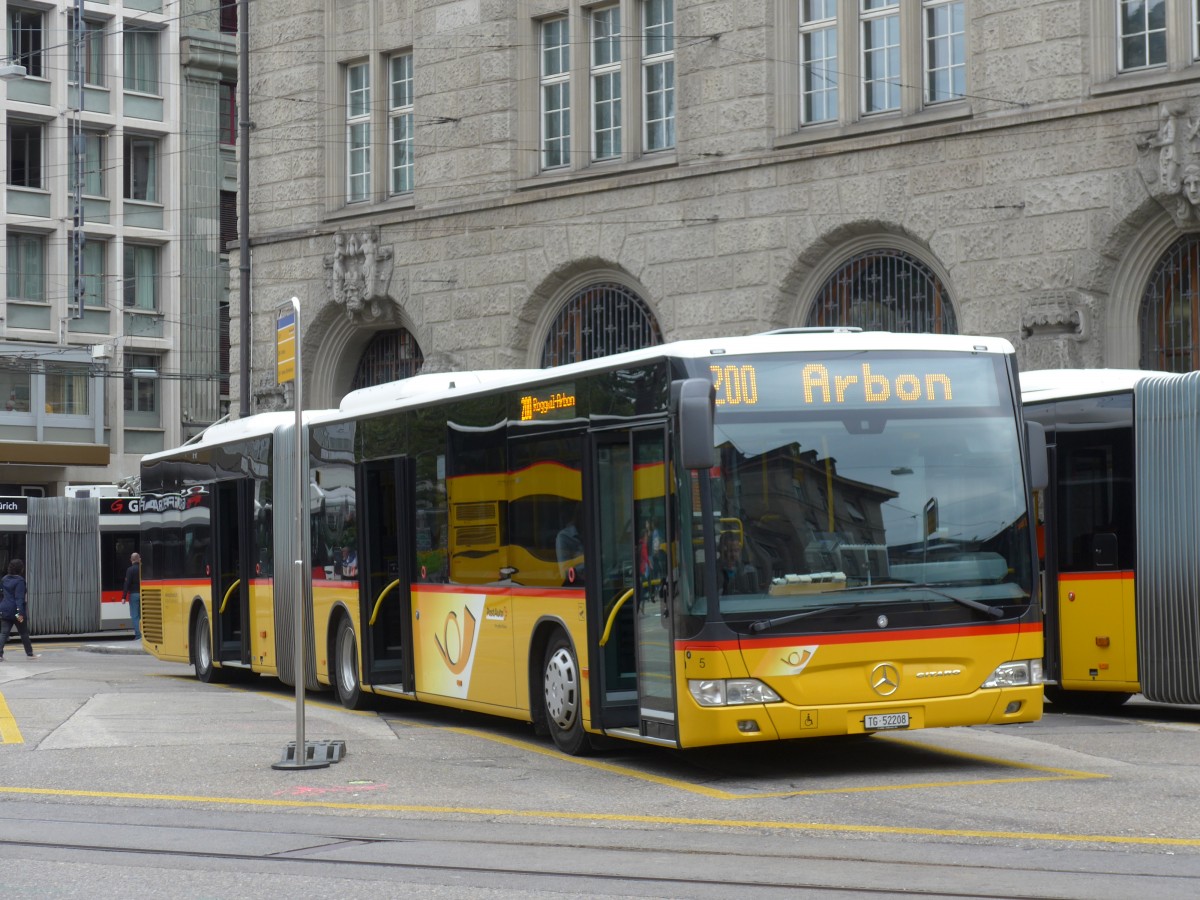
xmin=213 ymin=478 xmax=250 ymax=665
xmin=357 ymin=457 xmax=415 ymax=692
xmin=590 ymin=427 xmax=677 ymax=743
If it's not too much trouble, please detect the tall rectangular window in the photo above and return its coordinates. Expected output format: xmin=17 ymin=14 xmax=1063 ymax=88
xmin=592 ymin=7 xmax=623 ymax=160
xmin=800 ymin=0 xmax=839 ymax=124
xmin=924 ymin=1 xmax=965 ymax=103
xmin=124 ymin=353 xmax=160 ymax=421
xmin=6 ymin=233 xmax=45 ymax=302
xmin=71 ymin=131 xmax=105 ymax=196
xmin=124 ymin=136 xmax=159 ymax=202
xmin=7 ymin=122 xmax=42 ymax=189
xmin=346 ymin=62 xmax=372 ymax=202
xmin=389 ymin=53 xmax=415 ymax=195
xmin=124 ymin=29 xmax=160 ymax=94
xmin=541 ymin=18 xmax=571 ymax=169
xmin=642 ymin=0 xmax=675 ymax=151
xmin=69 ymin=18 xmax=105 ymax=86
xmin=219 ymin=0 xmax=238 ymax=34
xmin=219 ymin=81 xmax=237 ymax=145
xmin=8 ymin=8 xmax=43 ymax=78
xmin=861 ymin=0 xmax=900 ymax=113
xmin=82 ymin=240 xmax=106 ymax=308
xmin=123 ymin=244 xmax=160 ymax=310
xmin=1119 ymin=0 xmax=1167 ymax=70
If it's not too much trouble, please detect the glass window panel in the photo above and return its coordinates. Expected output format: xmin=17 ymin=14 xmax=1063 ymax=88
xmin=83 ymin=241 xmax=105 ymax=308
xmin=542 ymin=18 xmax=569 ymax=77
xmin=124 ymin=137 xmax=159 ymax=202
xmin=593 ymin=7 xmax=622 ymax=66
xmin=9 ymin=9 xmax=44 ymax=78
xmin=70 ymin=19 xmax=105 ymax=86
xmin=123 ymin=244 xmax=160 ymax=310
xmin=124 ymin=30 xmax=160 ymax=94
xmin=46 ymin=366 xmax=90 ymax=416
xmin=6 ymin=233 xmax=45 ymax=302
xmin=643 ymin=0 xmax=674 ymax=56
xmin=7 ymin=122 xmax=42 ymax=189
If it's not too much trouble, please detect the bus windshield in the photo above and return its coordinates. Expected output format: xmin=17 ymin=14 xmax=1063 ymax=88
xmin=689 ymin=351 xmax=1033 ymax=632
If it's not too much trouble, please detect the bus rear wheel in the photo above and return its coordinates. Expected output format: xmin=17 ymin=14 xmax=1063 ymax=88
xmin=334 ymin=618 xmax=367 ymax=710
xmin=542 ymin=632 xmax=591 ymax=756
xmin=193 ymin=607 xmax=218 ymax=683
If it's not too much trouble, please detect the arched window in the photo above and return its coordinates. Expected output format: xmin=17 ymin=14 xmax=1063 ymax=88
xmin=1140 ymin=234 xmax=1200 ymax=372
xmin=350 ymin=328 xmax=424 ymax=390
xmin=541 ymin=282 xmax=662 ymax=367
xmin=805 ymin=249 xmax=957 ymax=334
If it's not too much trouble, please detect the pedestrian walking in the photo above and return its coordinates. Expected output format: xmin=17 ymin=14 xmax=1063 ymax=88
xmin=123 ymin=552 xmax=142 ymax=639
xmin=0 ymin=558 xmax=40 ymax=660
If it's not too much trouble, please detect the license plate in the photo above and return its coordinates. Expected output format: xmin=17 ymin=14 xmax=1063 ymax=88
xmin=864 ymin=712 xmax=910 ymax=731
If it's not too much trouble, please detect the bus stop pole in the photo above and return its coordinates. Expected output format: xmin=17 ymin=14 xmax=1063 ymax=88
xmin=273 ymin=297 xmax=331 ymax=769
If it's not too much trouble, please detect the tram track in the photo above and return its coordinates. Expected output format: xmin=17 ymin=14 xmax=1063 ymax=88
xmin=1 ymin=810 xmax=1195 ymax=900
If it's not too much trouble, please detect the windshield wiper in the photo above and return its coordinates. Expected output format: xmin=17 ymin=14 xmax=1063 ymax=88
xmin=747 ymin=583 xmax=1004 ymax=633
xmin=749 ymin=603 xmax=864 ymax=634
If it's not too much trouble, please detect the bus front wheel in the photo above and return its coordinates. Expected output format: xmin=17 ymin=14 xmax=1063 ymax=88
xmin=334 ymin=618 xmax=366 ymax=710
xmin=193 ymin=607 xmax=218 ymax=683
xmin=542 ymin=633 xmax=591 ymax=756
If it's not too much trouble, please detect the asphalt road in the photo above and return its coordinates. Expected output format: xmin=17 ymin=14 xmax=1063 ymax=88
xmin=1 ymin=638 xmax=1199 ymax=898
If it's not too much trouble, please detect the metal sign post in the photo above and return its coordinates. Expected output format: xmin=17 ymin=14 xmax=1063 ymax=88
xmin=272 ymin=297 xmax=341 ymax=769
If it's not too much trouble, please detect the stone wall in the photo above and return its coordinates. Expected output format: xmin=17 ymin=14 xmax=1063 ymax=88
xmin=235 ymin=0 xmax=1193 ymax=413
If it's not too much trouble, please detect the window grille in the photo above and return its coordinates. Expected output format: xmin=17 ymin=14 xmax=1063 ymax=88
xmin=351 ymin=329 xmax=424 ymax=391
xmin=805 ymin=249 xmax=957 ymax=334
xmin=1140 ymin=234 xmax=1200 ymax=372
xmin=541 ymin=282 xmax=662 ymax=367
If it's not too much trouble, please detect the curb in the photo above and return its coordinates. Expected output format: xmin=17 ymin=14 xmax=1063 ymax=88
xmin=79 ymin=643 xmax=148 ymax=656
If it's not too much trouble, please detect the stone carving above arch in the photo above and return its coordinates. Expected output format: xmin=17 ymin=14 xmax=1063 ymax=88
xmin=1019 ymin=290 xmax=1102 ymax=370
xmin=323 ymin=228 xmax=399 ymax=323
xmin=1136 ymin=102 xmax=1200 ymax=228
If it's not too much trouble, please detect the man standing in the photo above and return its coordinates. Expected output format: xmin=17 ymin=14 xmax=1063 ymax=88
xmin=123 ymin=552 xmax=141 ymax=639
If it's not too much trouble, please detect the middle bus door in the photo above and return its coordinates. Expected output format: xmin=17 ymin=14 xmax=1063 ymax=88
xmin=357 ymin=457 xmax=415 ymax=692
xmin=590 ymin=427 xmax=677 ymax=743
xmin=212 ymin=478 xmax=251 ymax=665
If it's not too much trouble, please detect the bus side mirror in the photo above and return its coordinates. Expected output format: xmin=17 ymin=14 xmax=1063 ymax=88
xmin=674 ymin=378 xmax=716 ymax=471
xmin=1025 ymin=421 xmax=1048 ymax=491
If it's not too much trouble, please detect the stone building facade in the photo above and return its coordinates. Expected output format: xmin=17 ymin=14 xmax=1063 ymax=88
xmin=239 ymin=0 xmax=1200 ymax=413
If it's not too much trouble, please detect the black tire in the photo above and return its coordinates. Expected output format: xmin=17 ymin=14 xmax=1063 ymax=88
xmin=1044 ymin=684 xmax=1132 ymax=711
xmin=542 ymin=632 xmax=591 ymax=755
xmin=192 ymin=606 xmax=219 ymax=683
xmin=333 ymin=617 xmax=367 ymax=710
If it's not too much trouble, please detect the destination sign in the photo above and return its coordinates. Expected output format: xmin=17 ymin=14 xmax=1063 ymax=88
xmin=704 ymin=355 xmax=1001 ymax=412
xmin=519 ymin=384 xmax=577 ymax=421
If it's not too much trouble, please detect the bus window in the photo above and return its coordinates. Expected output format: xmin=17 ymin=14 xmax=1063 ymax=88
xmin=1055 ymin=428 xmax=1134 ymax=572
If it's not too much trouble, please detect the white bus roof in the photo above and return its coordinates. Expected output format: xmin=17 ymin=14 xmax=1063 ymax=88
xmin=141 ymin=411 xmax=317 ymax=462
xmin=318 ymin=330 xmax=1016 ymax=422
xmin=1019 ymin=368 xmax=1175 ymax=403
xmin=147 ymin=330 xmax=1018 ymax=460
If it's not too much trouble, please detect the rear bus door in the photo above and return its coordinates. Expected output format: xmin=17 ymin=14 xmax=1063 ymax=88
xmin=212 ymin=478 xmax=251 ymax=665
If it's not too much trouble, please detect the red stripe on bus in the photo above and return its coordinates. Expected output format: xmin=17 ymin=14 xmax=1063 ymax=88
xmin=1057 ymin=570 xmax=1134 ymax=581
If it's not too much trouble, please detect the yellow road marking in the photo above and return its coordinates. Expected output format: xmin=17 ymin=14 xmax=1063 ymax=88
xmin=0 ymin=693 xmax=24 ymax=744
xmin=0 ymin=785 xmax=1194 ymax=847
xmin=385 ymin=720 xmax=1106 ymax=800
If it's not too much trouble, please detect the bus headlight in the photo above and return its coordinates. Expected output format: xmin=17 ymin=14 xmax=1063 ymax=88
xmin=981 ymin=659 xmax=1044 ymax=689
xmin=688 ymin=679 xmax=782 ymax=707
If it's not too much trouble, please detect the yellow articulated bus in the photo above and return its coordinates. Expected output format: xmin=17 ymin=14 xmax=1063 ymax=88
xmin=1022 ymin=368 xmax=1200 ymax=709
xmin=139 ymin=330 xmax=1044 ymax=754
